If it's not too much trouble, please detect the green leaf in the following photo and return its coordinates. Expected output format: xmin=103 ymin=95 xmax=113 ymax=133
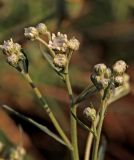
xmin=2 ymin=105 xmax=67 ymax=147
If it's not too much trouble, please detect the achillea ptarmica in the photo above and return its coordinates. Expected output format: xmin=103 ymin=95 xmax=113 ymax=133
xmin=0 ymin=39 xmax=24 ymax=66
xmin=48 ymin=32 xmax=68 ymax=52
xmin=24 ymin=27 xmax=39 ymax=40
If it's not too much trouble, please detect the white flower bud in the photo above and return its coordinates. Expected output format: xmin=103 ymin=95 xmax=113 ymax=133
xmin=83 ymin=107 xmax=96 ymax=121
xmin=94 ymin=63 xmax=107 ymax=75
xmin=53 ymin=54 xmax=67 ymax=68
xmin=24 ymin=27 xmax=39 ymax=40
xmin=7 ymin=54 xmax=20 ymax=65
xmin=114 ymin=76 xmax=124 ymax=86
xmin=113 ymin=60 xmax=127 ymax=75
xmin=67 ymin=37 xmax=80 ymax=51
xmin=36 ymin=23 xmax=47 ymax=34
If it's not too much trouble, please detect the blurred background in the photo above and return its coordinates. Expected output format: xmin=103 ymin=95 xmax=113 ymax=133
xmin=0 ymin=0 xmax=134 ymax=159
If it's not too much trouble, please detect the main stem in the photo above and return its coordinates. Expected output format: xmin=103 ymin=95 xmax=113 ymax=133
xmin=65 ymin=68 xmax=79 ymax=160
xmin=21 ymin=71 xmax=72 ymax=151
xmin=92 ymin=100 xmax=106 ymax=160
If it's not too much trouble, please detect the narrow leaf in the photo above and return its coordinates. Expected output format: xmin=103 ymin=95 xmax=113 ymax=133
xmin=2 ymin=105 xmax=66 ymax=147
xmin=74 ymin=85 xmax=97 ymax=104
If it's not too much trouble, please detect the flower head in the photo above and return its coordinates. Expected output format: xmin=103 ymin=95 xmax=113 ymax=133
xmin=0 ymin=39 xmax=24 ymax=66
xmin=24 ymin=27 xmax=39 ymax=40
xmin=48 ymin=32 xmax=68 ymax=52
xmin=1 ymin=39 xmax=21 ymax=56
xmin=112 ymin=60 xmax=127 ymax=75
xmin=53 ymin=54 xmax=67 ymax=68
xmin=83 ymin=107 xmax=96 ymax=121
xmin=93 ymin=63 xmax=107 ymax=75
xmin=67 ymin=37 xmax=80 ymax=51
xmin=36 ymin=23 xmax=47 ymax=35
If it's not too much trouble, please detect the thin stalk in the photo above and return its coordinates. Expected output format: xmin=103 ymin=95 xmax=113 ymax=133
xmin=21 ymin=71 xmax=72 ymax=151
xmin=84 ymin=116 xmax=99 ymax=160
xmin=37 ymin=37 xmax=55 ymax=58
xmin=84 ymin=82 xmax=130 ymax=160
xmin=92 ymin=100 xmax=107 ymax=160
xmin=65 ymin=66 xmax=79 ymax=160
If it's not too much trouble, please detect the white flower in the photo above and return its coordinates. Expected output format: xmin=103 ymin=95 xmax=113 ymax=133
xmin=113 ymin=60 xmax=127 ymax=75
xmin=0 ymin=39 xmax=24 ymax=66
xmin=0 ymin=39 xmax=21 ymax=56
xmin=53 ymin=54 xmax=67 ymax=68
xmin=114 ymin=76 xmax=124 ymax=86
xmin=48 ymin=32 xmax=68 ymax=52
xmin=67 ymin=37 xmax=80 ymax=51
xmin=93 ymin=63 xmax=107 ymax=75
xmin=24 ymin=27 xmax=39 ymax=40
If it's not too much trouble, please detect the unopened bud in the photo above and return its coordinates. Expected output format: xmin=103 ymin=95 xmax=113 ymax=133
xmin=36 ymin=23 xmax=47 ymax=35
xmin=114 ymin=76 xmax=124 ymax=86
xmin=94 ymin=64 xmax=107 ymax=75
xmin=53 ymin=54 xmax=67 ymax=68
xmin=67 ymin=37 xmax=80 ymax=51
xmin=113 ymin=60 xmax=127 ymax=75
xmin=24 ymin=27 xmax=39 ymax=40
xmin=83 ymin=107 xmax=96 ymax=121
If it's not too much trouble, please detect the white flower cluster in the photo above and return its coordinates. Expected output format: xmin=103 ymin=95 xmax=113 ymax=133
xmin=91 ymin=60 xmax=129 ymax=90
xmin=24 ymin=23 xmax=80 ymax=68
xmin=48 ymin=32 xmax=79 ymax=68
xmin=48 ymin=33 xmax=79 ymax=53
xmin=24 ymin=23 xmax=48 ymax=40
xmin=0 ymin=39 xmax=24 ymax=66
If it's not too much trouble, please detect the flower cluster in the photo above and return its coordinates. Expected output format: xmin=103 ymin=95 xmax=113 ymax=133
xmin=48 ymin=33 xmax=79 ymax=68
xmin=24 ymin=23 xmax=48 ymax=40
xmin=24 ymin=23 xmax=80 ymax=69
xmin=0 ymin=39 xmax=25 ymax=66
xmin=91 ymin=60 xmax=129 ymax=90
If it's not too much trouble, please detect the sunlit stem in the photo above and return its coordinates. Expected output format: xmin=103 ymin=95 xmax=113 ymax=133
xmin=21 ymin=71 xmax=72 ymax=151
xmin=65 ymin=63 xmax=79 ymax=160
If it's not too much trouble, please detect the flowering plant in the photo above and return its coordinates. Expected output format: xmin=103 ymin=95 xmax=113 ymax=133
xmin=0 ymin=23 xmax=130 ymax=160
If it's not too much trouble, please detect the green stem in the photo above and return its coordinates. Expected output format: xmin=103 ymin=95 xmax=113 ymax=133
xmin=92 ymin=100 xmax=107 ymax=160
xmin=21 ymin=71 xmax=72 ymax=151
xmin=37 ymin=37 xmax=55 ymax=58
xmin=84 ymin=83 xmax=130 ymax=160
xmin=65 ymin=67 xmax=79 ymax=160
